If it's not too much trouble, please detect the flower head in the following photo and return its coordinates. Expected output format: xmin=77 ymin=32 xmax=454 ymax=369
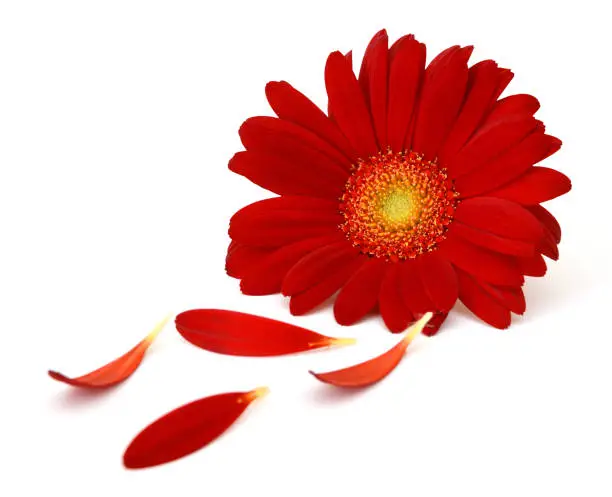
xmin=226 ymin=30 xmax=571 ymax=334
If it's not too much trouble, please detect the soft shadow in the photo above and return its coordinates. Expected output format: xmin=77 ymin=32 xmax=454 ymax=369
xmin=51 ymin=383 xmax=121 ymax=409
xmin=522 ymin=253 xmax=592 ymax=318
xmin=309 ymin=383 xmax=373 ymax=406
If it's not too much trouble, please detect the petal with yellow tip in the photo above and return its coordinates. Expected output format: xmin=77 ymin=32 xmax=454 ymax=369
xmin=175 ymin=309 xmax=355 ymax=356
xmin=48 ymin=315 xmax=170 ymax=389
xmin=123 ymin=387 xmax=268 ymax=469
xmin=309 ymin=312 xmax=432 ymax=388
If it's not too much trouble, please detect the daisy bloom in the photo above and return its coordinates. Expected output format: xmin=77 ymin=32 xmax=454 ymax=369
xmin=225 ymin=30 xmax=571 ymax=335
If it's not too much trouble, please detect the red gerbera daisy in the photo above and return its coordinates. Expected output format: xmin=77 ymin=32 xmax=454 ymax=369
xmin=225 ymin=30 xmax=571 ymax=335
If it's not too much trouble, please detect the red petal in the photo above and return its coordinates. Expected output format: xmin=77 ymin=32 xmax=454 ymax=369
xmin=310 ymin=313 xmax=432 ymax=388
xmin=290 ymin=254 xmax=364 ymax=316
xmin=175 ymin=309 xmax=356 ymax=357
xmin=358 ymin=29 xmax=389 ymax=147
xmin=454 ymin=197 xmax=544 ymax=242
xmin=240 ymin=235 xmax=344 ymax=295
xmin=487 ymin=167 xmax=572 ymax=205
xmin=265 ymin=81 xmax=357 ymax=164
xmin=123 ymin=387 xmax=268 ymax=469
xmin=399 ymin=260 xmax=435 ymax=314
xmin=333 ymin=259 xmax=387 ymax=326
xmin=225 ymin=243 xmax=272 ymax=279
xmin=485 ymin=94 xmax=541 ymax=123
xmin=416 ymin=252 xmax=458 ymax=311
xmin=446 ymin=116 xmax=540 ymax=177
xmin=421 ymin=311 xmax=449 ymax=337
xmin=538 ymin=230 xmax=560 ymax=261
xmin=325 ymin=51 xmax=378 ymax=158
xmin=386 ymin=34 xmax=426 ymax=152
xmin=229 ymin=197 xmax=340 ymax=247
xmin=437 ymin=230 xmax=524 ymax=286
xmin=492 ymin=69 xmax=514 ymax=100
xmin=49 ymin=316 xmax=168 ymax=389
xmin=239 ymin=116 xmax=349 ymax=175
xmin=379 ymin=264 xmax=415 ymax=333
xmin=456 ymin=269 xmax=511 ymax=329
xmin=452 ymin=222 xmax=535 ymax=257
xmin=517 ymin=254 xmax=547 ymax=277
xmin=455 ymin=130 xmax=562 ymax=197
xmin=526 ymin=204 xmax=562 ymax=243
xmin=412 ymin=45 xmax=472 ymax=160
xmin=439 ymin=60 xmax=508 ymax=163
xmin=480 ymin=283 xmax=526 ymax=315
xmin=229 ymin=150 xmax=346 ymax=199
xmin=282 ymin=241 xmax=356 ymax=296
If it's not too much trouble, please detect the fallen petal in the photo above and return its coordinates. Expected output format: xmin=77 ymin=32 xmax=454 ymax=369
xmin=123 ymin=387 xmax=269 ymax=469
xmin=48 ymin=315 xmax=169 ymax=389
xmin=310 ymin=312 xmax=432 ymax=388
xmin=175 ymin=309 xmax=355 ymax=356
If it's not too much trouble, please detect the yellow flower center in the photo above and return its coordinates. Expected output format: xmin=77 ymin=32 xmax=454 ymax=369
xmin=339 ymin=151 xmax=458 ymax=261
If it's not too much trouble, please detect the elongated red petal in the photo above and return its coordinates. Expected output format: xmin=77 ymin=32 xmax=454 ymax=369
xmin=228 ymin=150 xmax=346 ymax=199
xmin=239 ymin=116 xmax=349 ymax=174
xmin=439 ymin=60 xmax=508 ymax=163
xmin=48 ymin=316 xmax=169 ymax=389
xmin=175 ymin=309 xmax=355 ymax=356
xmin=333 ymin=259 xmax=387 ymax=326
xmin=412 ymin=45 xmax=472 ymax=160
xmin=456 ymin=269 xmax=511 ymax=329
xmin=379 ymin=264 xmax=414 ymax=333
xmin=265 ymin=81 xmax=357 ymax=164
xmin=447 ymin=116 xmax=540 ymax=178
xmin=387 ymin=34 xmax=425 ymax=152
xmin=225 ymin=243 xmax=272 ymax=279
xmin=486 ymin=94 xmax=541 ymax=123
xmin=455 ymin=131 xmax=561 ymax=198
xmin=123 ymin=387 xmax=269 ymax=469
xmin=310 ymin=312 xmax=432 ymax=388
xmin=437 ymin=230 xmax=524 ymax=286
xmin=487 ymin=167 xmax=572 ymax=205
xmin=416 ymin=252 xmax=458 ymax=311
xmin=325 ymin=51 xmax=378 ymax=158
xmin=358 ymin=29 xmax=389 ymax=147
xmin=452 ymin=222 xmax=536 ymax=257
xmin=454 ymin=197 xmax=544 ymax=242
xmin=526 ymin=204 xmax=562 ymax=243
xmin=239 ymin=234 xmax=343 ymax=295
xmin=289 ymin=254 xmax=364 ymax=316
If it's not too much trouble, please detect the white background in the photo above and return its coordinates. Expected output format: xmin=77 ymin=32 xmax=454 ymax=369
xmin=1 ymin=1 xmax=611 ymax=495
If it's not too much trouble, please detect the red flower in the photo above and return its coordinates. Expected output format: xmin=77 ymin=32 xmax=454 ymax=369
xmin=226 ymin=30 xmax=571 ymax=335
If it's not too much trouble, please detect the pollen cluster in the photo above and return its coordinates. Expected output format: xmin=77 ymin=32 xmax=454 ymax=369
xmin=339 ymin=151 xmax=458 ymax=261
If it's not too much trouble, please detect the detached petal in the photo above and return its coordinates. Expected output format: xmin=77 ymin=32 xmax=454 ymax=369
xmin=124 ymin=388 xmax=269 ymax=469
xmin=49 ymin=316 xmax=169 ymax=389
